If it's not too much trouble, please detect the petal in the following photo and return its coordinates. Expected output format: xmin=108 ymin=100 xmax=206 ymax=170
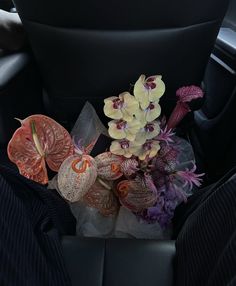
xmin=123 ymin=92 xmax=139 ymax=112
xmin=127 ymin=119 xmax=141 ymax=134
xmin=104 ymin=101 xmax=123 ymax=120
xmin=125 ymin=132 xmax=136 ymax=142
xmin=146 ymin=103 xmax=161 ymax=122
xmin=110 ymin=141 xmax=125 ymax=156
xmin=149 ymin=148 xmax=158 ymax=158
xmin=125 ymin=120 xmax=141 ymax=141
xmin=149 ymin=77 xmax=166 ymax=101
xmin=129 ymin=144 xmax=143 ymax=157
xmin=133 ymin=74 xmax=146 ymax=103
xmin=123 ymin=150 xmax=133 ymax=158
xmin=135 ymin=108 xmax=147 ymax=128
xmin=149 ymin=141 xmax=161 ymax=158
xmin=135 ymin=129 xmax=147 ymax=145
xmin=140 ymin=97 xmax=150 ymax=110
xmin=121 ymin=109 xmax=134 ymax=122
xmin=104 ymin=96 xmax=117 ymax=103
xmin=108 ymin=122 xmax=126 ymax=139
xmin=145 ymin=121 xmax=160 ymax=140
xmin=7 ymin=115 xmax=73 ymax=184
xmin=139 ymin=150 xmax=148 ymax=161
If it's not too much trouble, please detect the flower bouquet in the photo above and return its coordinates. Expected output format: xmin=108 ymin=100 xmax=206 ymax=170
xmin=7 ymin=74 xmax=204 ymax=239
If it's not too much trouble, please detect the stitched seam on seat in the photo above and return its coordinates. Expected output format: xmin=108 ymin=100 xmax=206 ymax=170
xmin=21 ymin=18 xmax=221 ymax=32
xmin=101 ymin=239 xmax=106 ymax=286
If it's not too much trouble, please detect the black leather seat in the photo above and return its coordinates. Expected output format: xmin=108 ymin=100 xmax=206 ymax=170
xmin=13 ymin=0 xmax=229 ymax=125
xmin=7 ymin=1 xmax=229 ymax=285
xmin=62 ymin=236 xmax=175 ymax=286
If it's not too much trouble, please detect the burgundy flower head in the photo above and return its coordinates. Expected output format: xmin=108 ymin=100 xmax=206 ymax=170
xmin=167 ymin=85 xmax=204 ymax=130
xmin=176 ymin=85 xmax=204 ymax=103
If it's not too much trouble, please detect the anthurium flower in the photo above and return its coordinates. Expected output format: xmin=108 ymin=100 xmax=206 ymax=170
xmin=134 ymin=75 xmax=165 ymax=110
xmin=135 ymin=102 xmax=161 ymax=127
xmin=131 ymin=139 xmax=161 ymax=161
xmin=108 ymin=118 xmax=141 ymax=141
xmin=135 ymin=121 xmax=160 ymax=144
xmin=104 ymin=92 xmax=139 ymax=122
xmin=110 ymin=139 xmax=142 ymax=158
xmin=7 ymin=115 xmax=74 ymax=184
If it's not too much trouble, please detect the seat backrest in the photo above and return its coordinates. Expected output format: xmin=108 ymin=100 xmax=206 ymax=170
xmin=13 ymin=0 xmax=229 ymax=125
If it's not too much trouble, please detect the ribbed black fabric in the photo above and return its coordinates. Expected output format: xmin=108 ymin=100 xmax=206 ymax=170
xmin=174 ymin=168 xmax=236 ymax=286
xmin=0 ymin=162 xmax=76 ymax=286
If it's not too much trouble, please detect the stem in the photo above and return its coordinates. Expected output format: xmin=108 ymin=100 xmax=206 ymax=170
xmin=98 ymin=178 xmax=111 ymax=190
xmin=31 ymin=120 xmax=45 ymax=157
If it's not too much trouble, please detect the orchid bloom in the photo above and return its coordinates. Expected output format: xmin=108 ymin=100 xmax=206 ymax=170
xmin=108 ymin=118 xmax=141 ymax=141
xmin=135 ymin=101 xmax=161 ymax=127
xmin=132 ymin=139 xmax=161 ymax=161
xmin=104 ymin=92 xmax=139 ymax=122
xmin=110 ymin=139 xmax=141 ymax=158
xmin=135 ymin=121 xmax=160 ymax=144
xmin=134 ymin=75 xmax=165 ymax=110
xmin=167 ymin=85 xmax=204 ymax=130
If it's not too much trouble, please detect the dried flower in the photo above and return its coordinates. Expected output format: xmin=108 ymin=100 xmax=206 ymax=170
xmin=152 ymin=144 xmax=179 ymax=174
xmin=135 ymin=121 xmax=160 ymax=144
xmin=104 ymin=92 xmax=139 ymax=122
xmin=120 ymin=158 xmax=139 ymax=177
xmin=108 ymin=118 xmax=141 ymax=141
xmin=134 ymin=75 xmax=165 ymax=110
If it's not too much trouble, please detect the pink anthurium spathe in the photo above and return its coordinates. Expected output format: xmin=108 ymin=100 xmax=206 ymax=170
xmin=7 ymin=115 xmax=74 ymax=184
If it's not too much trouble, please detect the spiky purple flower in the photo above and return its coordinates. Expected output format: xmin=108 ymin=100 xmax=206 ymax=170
xmin=175 ymin=163 xmax=204 ymax=189
xmin=156 ymin=126 xmax=175 ymax=145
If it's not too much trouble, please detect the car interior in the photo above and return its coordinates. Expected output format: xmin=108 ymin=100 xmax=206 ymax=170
xmin=0 ymin=0 xmax=236 ymax=285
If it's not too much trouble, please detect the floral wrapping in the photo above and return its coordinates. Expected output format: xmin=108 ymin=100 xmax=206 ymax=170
xmin=8 ymin=74 xmax=204 ymax=239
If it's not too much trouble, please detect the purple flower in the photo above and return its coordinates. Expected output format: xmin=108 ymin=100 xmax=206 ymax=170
xmin=167 ymin=101 xmax=190 ymax=130
xmin=120 ymin=158 xmax=139 ymax=177
xmin=156 ymin=126 xmax=175 ymax=145
xmin=167 ymin=85 xmax=204 ymax=130
xmin=147 ymin=204 xmax=163 ymax=219
xmin=151 ymin=144 xmax=179 ymax=174
xmin=176 ymin=85 xmax=204 ymax=103
xmin=144 ymin=173 xmax=158 ymax=194
xmin=176 ymin=163 xmax=204 ymax=189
